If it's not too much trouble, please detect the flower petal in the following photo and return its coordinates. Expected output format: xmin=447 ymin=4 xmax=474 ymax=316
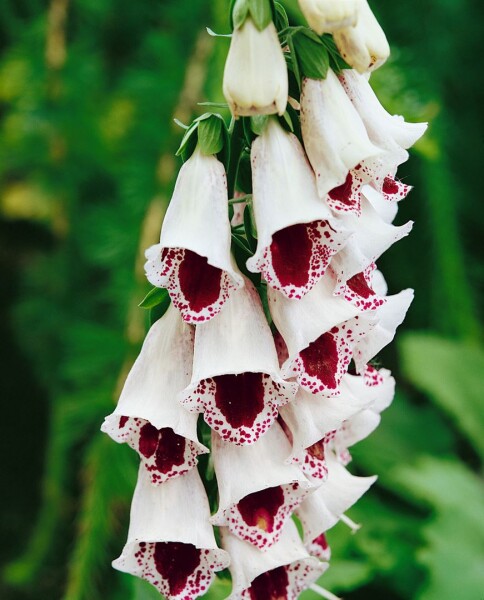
xmin=333 ymin=262 xmax=386 ymax=311
xmin=112 ymin=468 xmax=229 ymax=599
xmin=296 ymin=452 xmax=377 ymax=546
xmin=299 ymin=0 xmax=359 ymax=34
xmin=145 ymin=147 xmax=243 ymax=323
xmin=247 ymin=119 xmax=349 ymax=299
xmin=211 ymin=423 xmax=313 ymax=549
xmin=181 ymin=281 xmax=297 ymax=444
xmin=101 ymin=304 xmax=207 ymax=484
xmin=222 ymin=521 xmax=327 ymax=599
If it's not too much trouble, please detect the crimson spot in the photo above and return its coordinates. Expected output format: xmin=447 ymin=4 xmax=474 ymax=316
xmin=178 ymin=250 xmax=222 ymax=313
xmin=382 ymin=177 xmax=399 ymax=195
xmin=237 ymin=486 xmax=285 ymax=533
xmin=270 ymin=224 xmax=312 ymax=288
xmin=139 ymin=425 xmax=187 ymax=474
xmin=300 ymin=332 xmax=339 ymax=388
xmin=249 ymin=566 xmax=290 ymax=600
xmin=214 ymin=373 xmax=265 ymax=428
xmin=153 ymin=542 xmax=201 ymax=597
xmin=328 ymin=172 xmax=354 ymax=206
xmin=307 ymin=439 xmax=326 ymax=461
xmin=346 ymin=272 xmax=375 ymax=299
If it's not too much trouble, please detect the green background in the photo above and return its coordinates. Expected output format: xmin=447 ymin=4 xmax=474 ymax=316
xmin=0 ymin=1 xmax=483 ymax=599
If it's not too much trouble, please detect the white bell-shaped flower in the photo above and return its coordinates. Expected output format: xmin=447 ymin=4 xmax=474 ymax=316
xmin=211 ymin=423 xmax=313 ymax=550
xmin=333 ymin=0 xmax=390 ymax=73
xmin=247 ymin=118 xmax=349 ymax=299
xmin=330 ymin=194 xmax=413 ymax=287
xmin=112 ymin=467 xmax=230 ymax=600
xmin=223 ymin=17 xmax=288 ymax=117
xmin=101 ymin=304 xmax=207 ymax=485
xmin=269 ymin=270 xmax=373 ymax=396
xmin=339 ymin=69 xmax=428 ymax=191
xmin=331 ymin=366 xmax=395 ymax=462
xmin=280 ymin=373 xmax=376 ymax=479
xmin=222 ymin=521 xmax=327 ymax=599
xmin=299 ymin=0 xmax=359 ymax=34
xmin=145 ymin=147 xmax=243 ymax=324
xmin=181 ymin=280 xmax=297 ymax=445
xmin=296 ymin=451 xmax=376 ymax=550
xmin=300 ymin=71 xmax=381 ymax=202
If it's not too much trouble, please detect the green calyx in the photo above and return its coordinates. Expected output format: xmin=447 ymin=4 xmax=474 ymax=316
xmin=231 ymin=0 xmax=273 ymax=31
xmin=176 ymin=113 xmax=230 ymax=167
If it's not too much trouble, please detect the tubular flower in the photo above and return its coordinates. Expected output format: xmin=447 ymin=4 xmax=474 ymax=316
xmin=339 ymin=69 xmax=428 ymax=194
xmin=331 ymin=366 xmax=395 ymax=463
xmin=101 ymin=304 xmax=207 ymax=485
xmin=279 ymin=374 xmax=375 ymax=479
xmin=299 ymin=0 xmax=359 ymax=34
xmin=181 ymin=280 xmax=297 ymax=445
xmin=300 ymin=70 xmax=382 ymax=205
xmin=221 ymin=521 xmax=327 ymax=599
xmin=296 ymin=452 xmax=377 ymax=549
xmin=247 ymin=118 xmax=349 ymax=299
xmin=145 ymin=147 xmax=243 ymax=324
xmin=333 ymin=0 xmax=390 ymax=73
xmin=223 ymin=17 xmax=288 ymax=117
xmin=332 ymin=262 xmax=386 ymax=311
xmin=210 ymin=423 xmax=313 ymax=549
xmin=112 ymin=468 xmax=230 ymax=599
xmin=268 ymin=270 xmax=373 ymax=395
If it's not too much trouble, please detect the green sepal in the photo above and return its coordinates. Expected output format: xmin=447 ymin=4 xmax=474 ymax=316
xmin=291 ymin=28 xmax=330 ymax=80
xmin=279 ymin=102 xmax=302 ymax=142
xmin=198 ymin=114 xmax=224 ymax=156
xmin=232 ymin=0 xmax=273 ymax=31
xmin=250 ymin=114 xmax=269 ymax=135
xmin=176 ymin=113 xmax=230 ymax=169
xmin=139 ymin=286 xmax=169 ymax=309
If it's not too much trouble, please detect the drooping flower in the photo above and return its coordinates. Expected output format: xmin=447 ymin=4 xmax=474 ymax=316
xmin=300 ymin=71 xmax=381 ymax=205
xmin=112 ymin=467 xmax=230 ymax=599
xmin=279 ymin=373 xmax=375 ymax=479
xmin=268 ymin=270 xmax=372 ymax=395
xmin=333 ymin=0 xmax=390 ymax=73
xmin=331 ymin=366 xmax=395 ymax=463
xmin=223 ymin=17 xmax=288 ymax=117
xmin=330 ymin=191 xmax=413 ymax=288
xmin=210 ymin=422 xmax=313 ymax=549
xmin=339 ymin=69 xmax=428 ymax=194
xmin=299 ymin=0 xmax=359 ymax=34
xmin=181 ymin=280 xmax=297 ymax=445
xmin=296 ymin=451 xmax=377 ymax=552
xmin=101 ymin=304 xmax=207 ymax=485
xmin=247 ymin=118 xmax=349 ymax=299
xmin=221 ymin=520 xmax=327 ymax=599
xmin=332 ymin=262 xmax=386 ymax=312
xmin=145 ymin=146 xmax=243 ymax=323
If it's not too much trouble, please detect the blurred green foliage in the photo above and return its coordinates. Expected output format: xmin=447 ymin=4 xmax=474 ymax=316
xmin=0 ymin=1 xmax=482 ymax=600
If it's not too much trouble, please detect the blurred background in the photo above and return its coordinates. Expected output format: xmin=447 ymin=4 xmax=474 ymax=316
xmin=0 ymin=0 xmax=483 ymax=599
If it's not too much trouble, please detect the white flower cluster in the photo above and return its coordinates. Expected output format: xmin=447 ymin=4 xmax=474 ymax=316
xmin=101 ymin=1 xmax=426 ymax=598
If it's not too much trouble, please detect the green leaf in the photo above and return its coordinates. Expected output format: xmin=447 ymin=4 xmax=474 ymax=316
xmin=198 ymin=115 xmax=224 ymax=156
xmin=243 ymin=203 xmax=258 ymax=250
xmin=292 ymin=28 xmax=329 ymax=80
xmin=149 ymin=293 xmax=172 ymax=326
xmin=321 ymin=34 xmax=351 ymax=73
xmin=248 ymin=0 xmax=273 ymax=31
xmin=138 ymin=286 xmax=170 ymax=309
xmin=400 ymin=333 xmax=484 ymax=459
xmin=273 ymin=1 xmax=289 ymax=31
xmin=393 ymin=458 xmax=484 ymax=600
xmin=176 ymin=121 xmax=198 ymax=161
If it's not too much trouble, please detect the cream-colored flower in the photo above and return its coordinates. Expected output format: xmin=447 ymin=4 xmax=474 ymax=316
xmin=223 ymin=17 xmax=288 ymax=117
xmin=333 ymin=0 xmax=390 ymax=73
xmin=299 ymin=0 xmax=359 ymax=34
